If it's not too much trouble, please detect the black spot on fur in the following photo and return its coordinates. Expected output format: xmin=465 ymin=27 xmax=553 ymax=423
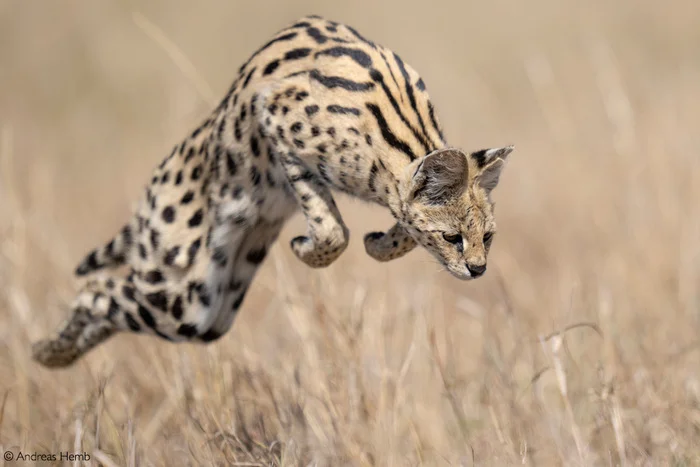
xmin=250 ymin=136 xmax=261 ymax=156
xmin=166 ymin=295 xmax=181 ymax=321
xmin=232 ymin=287 xmax=248 ymax=309
xmin=122 ymin=225 xmax=133 ymax=246
xmin=199 ymin=329 xmax=223 ymax=342
xmin=162 ymin=206 xmax=176 ymax=223
xmin=107 ymin=297 xmax=120 ymax=319
xmin=187 ymin=238 xmax=202 ymax=266
xmin=181 ymin=191 xmax=195 ymax=204
xmin=177 ymin=323 xmax=198 ymax=337
xmin=164 ymin=246 xmax=179 ymax=266
xmin=307 ymin=27 xmax=328 ymax=44
xmin=305 ymin=105 xmax=319 ymax=116
xmin=368 ymin=162 xmax=379 ymax=192
xmin=263 ymin=59 xmax=280 ymax=75
xmin=77 ymin=251 xmax=99 ymax=275
xmin=185 ymin=147 xmax=195 ymax=163
xmin=146 ymin=290 xmax=168 ymax=312
xmin=318 ymin=163 xmax=331 ymax=182
xmin=144 ymin=269 xmax=164 ymax=284
xmin=138 ymin=304 xmax=156 ymax=328
xmin=191 ymin=164 xmax=203 ymax=181
xmin=150 ymin=228 xmax=160 ymax=250
xmin=217 ymin=117 xmax=226 ymax=138
xmin=187 ymin=281 xmax=200 ymax=303
xmin=122 ymin=285 xmax=136 ymax=302
xmin=124 ymin=312 xmax=141 ymax=331
xmin=246 ymin=247 xmax=267 ymax=265
xmin=250 ymin=166 xmax=261 ymax=185
xmin=188 ymin=209 xmax=204 ymax=228
xmin=285 ymin=47 xmax=312 ymax=60
xmin=226 ymin=150 xmax=238 ymax=176
xmin=105 ymin=240 xmax=116 ymax=258
xmin=250 ymin=93 xmax=259 ymax=116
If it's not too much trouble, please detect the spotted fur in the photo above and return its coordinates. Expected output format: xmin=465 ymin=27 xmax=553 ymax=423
xmin=32 ymin=15 xmax=514 ymax=368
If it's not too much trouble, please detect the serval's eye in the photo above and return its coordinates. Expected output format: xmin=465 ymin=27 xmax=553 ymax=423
xmin=442 ymin=233 xmax=462 ymax=244
xmin=483 ymin=232 xmax=494 ymax=243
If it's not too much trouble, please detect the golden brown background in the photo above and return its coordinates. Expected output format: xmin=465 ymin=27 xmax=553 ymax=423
xmin=1 ymin=0 xmax=699 ymax=465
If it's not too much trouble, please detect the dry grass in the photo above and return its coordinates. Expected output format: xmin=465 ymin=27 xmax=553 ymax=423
xmin=1 ymin=0 xmax=700 ymax=465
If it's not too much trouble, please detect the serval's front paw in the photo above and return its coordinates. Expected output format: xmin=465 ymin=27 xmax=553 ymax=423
xmin=363 ymin=228 xmax=416 ymax=262
xmin=363 ymin=231 xmax=389 ymax=261
xmin=290 ymin=226 xmax=349 ymax=268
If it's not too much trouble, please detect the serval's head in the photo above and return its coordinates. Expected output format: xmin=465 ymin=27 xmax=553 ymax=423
xmin=397 ymin=145 xmax=514 ymax=280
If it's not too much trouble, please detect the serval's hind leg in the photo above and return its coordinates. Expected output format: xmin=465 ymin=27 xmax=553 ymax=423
xmin=32 ymin=275 xmax=145 ymax=368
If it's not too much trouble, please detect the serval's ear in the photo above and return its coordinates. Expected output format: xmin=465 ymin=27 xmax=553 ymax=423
xmin=470 ymin=145 xmax=514 ymax=194
xmin=407 ymin=148 xmax=469 ymax=205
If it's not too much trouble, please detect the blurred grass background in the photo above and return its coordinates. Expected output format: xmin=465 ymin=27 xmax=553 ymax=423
xmin=1 ymin=0 xmax=700 ymax=465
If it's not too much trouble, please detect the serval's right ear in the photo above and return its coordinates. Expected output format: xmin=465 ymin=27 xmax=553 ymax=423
xmin=404 ymin=148 xmax=469 ymax=205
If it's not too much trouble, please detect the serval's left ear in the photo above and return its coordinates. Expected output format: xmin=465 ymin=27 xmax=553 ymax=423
xmin=470 ymin=145 xmax=514 ymax=194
